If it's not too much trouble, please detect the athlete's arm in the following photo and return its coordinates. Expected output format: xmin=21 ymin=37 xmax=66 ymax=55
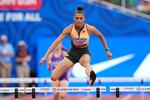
xmin=87 ymin=25 xmax=112 ymax=59
xmin=40 ymin=26 xmax=72 ymax=65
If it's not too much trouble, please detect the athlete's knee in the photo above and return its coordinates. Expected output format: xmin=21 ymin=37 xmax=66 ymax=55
xmin=80 ymin=59 xmax=89 ymax=66
xmin=51 ymin=77 xmax=57 ymax=81
xmin=51 ymin=75 xmax=57 ymax=81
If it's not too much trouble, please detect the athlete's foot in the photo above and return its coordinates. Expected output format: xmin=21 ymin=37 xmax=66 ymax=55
xmin=89 ymin=71 xmax=96 ymax=86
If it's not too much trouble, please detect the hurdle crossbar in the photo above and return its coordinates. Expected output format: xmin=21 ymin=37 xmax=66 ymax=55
xmin=0 ymin=77 xmax=150 ymax=83
xmin=0 ymin=86 xmax=106 ymax=93
xmin=110 ymin=86 xmax=150 ymax=92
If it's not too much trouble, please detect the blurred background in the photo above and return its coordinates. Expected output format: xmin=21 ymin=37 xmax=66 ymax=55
xmin=0 ymin=0 xmax=150 ymax=99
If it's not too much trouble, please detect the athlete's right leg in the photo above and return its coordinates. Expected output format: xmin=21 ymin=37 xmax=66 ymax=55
xmin=51 ymin=80 xmax=59 ymax=100
xmin=51 ymin=57 xmax=74 ymax=81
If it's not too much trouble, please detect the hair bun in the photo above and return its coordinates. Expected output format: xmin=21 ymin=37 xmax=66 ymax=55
xmin=77 ymin=6 xmax=84 ymax=11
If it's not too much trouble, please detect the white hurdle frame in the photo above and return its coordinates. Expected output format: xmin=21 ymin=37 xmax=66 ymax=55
xmin=0 ymin=77 xmax=150 ymax=83
xmin=0 ymin=87 xmax=106 ymax=100
xmin=110 ymin=86 xmax=150 ymax=100
xmin=0 ymin=86 xmax=106 ymax=93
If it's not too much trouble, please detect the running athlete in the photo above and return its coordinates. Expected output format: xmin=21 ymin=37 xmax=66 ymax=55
xmin=40 ymin=6 xmax=112 ymax=86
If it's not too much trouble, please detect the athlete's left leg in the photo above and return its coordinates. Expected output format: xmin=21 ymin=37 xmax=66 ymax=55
xmin=79 ymin=54 xmax=96 ymax=86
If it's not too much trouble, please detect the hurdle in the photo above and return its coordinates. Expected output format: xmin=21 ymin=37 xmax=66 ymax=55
xmin=0 ymin=77 xmax=150 ymax=83
xmin=110 ymin=86 xmax=150 ymax=100
xmin=0 ymin=86 xmax=106 ymax=100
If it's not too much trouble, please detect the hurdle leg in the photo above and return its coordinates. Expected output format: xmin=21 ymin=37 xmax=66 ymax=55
xmin=116 ymin=87 xmax=120 ymax=100
xmin=96 ymin=87 xmax=101 ymax=100
xmin=15 ymin=88 xmax=18 ymax=100
xmin=32 ymin=88 xmax=36 ymax=100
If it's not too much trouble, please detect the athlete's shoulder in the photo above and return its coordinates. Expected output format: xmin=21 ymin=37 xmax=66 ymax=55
xmin=63 ymin=24 xmax=73 ymax=34
xmin=86 ymin=24 xmax=96 ymax=32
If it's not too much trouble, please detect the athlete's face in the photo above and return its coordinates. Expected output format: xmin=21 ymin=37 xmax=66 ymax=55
xmin=74 ymin=13 xmax=85 ymax=27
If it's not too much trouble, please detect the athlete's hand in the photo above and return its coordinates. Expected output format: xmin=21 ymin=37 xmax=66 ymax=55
xmin=40 ymin=56 xmax=47 ymax=65
xmin=106 ymin=51 xmax=112 ymax=59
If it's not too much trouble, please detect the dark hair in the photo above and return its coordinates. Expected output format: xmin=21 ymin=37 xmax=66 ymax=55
xmin=74 ymin=6 xmax=84 ymax=15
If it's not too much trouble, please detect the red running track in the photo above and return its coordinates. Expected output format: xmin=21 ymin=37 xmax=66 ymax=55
xmin=1 ymin=94 xmax=150 ymax=100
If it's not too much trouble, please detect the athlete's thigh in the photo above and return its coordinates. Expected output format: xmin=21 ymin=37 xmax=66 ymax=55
xmin=54 ymin=57 xmax=74 ymax=73
xmin=79 ymin=54 xmax=91 ymax=65
xmin=51 ymin=57 xmax=74 ymax=80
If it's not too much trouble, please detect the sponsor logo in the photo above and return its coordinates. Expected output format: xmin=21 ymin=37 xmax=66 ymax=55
xmin=52 ymin=88 xmax=56 ymax=92
xmin=124 ymin=87 xmax=134 ymax=91
xmin=40 ymin=88 xmax=49 ymax=91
